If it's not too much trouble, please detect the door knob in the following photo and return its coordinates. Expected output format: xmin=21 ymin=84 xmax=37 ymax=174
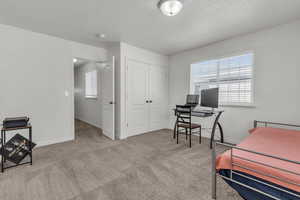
xmin=109 ymin=101 xmax=115 ymax=104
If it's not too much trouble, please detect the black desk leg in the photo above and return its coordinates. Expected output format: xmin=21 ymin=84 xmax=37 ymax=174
xmin=29 ymin=127 xmax=32 ymax=165
xmin=1 ymin=130 xmax=4 ymax=173
xmin=3 ymin=131 xmax=6 ymax=163
xmin=210 ymin=112 xmax=224 ymax=149
xmin=217 ymin=122 xmax=224 ymax=143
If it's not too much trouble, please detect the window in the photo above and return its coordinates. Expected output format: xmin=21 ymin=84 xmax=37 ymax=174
xmin=85 ymin=70 xmax=98 ymax=98
xmin=190 ymin=53 xmax=254 ymax=106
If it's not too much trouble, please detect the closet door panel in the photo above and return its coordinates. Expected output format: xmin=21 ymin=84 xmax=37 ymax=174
xmin=127 ymin=60 xmax=149 ymax=136
xmin=149 ymin=66 xmax=168 ymax=131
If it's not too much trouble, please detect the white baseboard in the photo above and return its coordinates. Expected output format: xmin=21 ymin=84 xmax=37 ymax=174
xmin=36 ymin=136 xmax=74 ymax=148
xmin=75 ymin=117 xmax=102 ymax=129
xmin=119 ymin=134 xmax=128 ymax=140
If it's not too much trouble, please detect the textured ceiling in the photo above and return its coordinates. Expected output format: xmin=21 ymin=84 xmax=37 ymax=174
xmin=0 ymin=0 xmax=300 ymax=55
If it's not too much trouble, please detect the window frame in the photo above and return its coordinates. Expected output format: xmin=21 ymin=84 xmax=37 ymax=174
xmin=85 ymin=70 xmax=98 ymax=99
xmin=189 ymin=51 xmax=255 ymax=107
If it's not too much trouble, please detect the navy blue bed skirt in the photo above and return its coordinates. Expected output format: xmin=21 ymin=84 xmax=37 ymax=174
xmin=219 ymin=170 xmax=300 ymax=200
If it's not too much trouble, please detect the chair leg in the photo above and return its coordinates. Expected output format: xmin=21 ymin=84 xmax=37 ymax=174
xmin=185 ymin=128 xmax=188 ymax=140
xmin=199 ymin=126 xmax=202 ymax=144
xmin=176 ymin=125 xmax=179 ymax=144
xmin=189 ymin=129 xmax=192 ymax=148
xmin=173 ymin=122 xmax=176 ymax=139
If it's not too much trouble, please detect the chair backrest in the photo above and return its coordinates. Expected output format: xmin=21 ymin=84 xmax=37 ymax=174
xmin=176 ymin=105 xmax=192 ymax=125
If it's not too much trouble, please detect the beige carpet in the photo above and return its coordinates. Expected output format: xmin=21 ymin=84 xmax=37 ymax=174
xmin=0 ymin=120 xmax=242 ymax=200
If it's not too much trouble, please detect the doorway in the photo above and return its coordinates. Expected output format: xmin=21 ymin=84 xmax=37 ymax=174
xmin=73 ymin=56 xmax=115 ymax=140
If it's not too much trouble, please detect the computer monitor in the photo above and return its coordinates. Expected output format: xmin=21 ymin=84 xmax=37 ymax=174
xmin=201 ymin=88 xmax=219 ymax=108
xmin=186 ymin=94 xmax=199 ymax=106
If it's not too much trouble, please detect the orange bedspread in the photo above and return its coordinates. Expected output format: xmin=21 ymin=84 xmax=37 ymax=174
xmin=216 ymin=127 xmax=300 ymax=192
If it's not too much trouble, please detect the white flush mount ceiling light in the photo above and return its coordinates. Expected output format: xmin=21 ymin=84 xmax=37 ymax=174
xmin=157 ymin=0 xmax=183 ymax=16
xmin=96 ymin=33 xmax=106 ymax=39
xmin=73 ymin=58 xmax=77 ymax=63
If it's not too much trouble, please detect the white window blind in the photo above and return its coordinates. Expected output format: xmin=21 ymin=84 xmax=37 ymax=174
xmin=190 ymin=53 xmax=254 ymax=105
xmin=85 ymin=70 xmax=98 ymax=98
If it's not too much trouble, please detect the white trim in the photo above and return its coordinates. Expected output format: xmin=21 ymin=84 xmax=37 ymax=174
xmin=85 ymin=96 xmax=98 ymax=99
xmin=125 ymin=56 xmax=129 ymax=139
xmin=251 ymin=52 xmax=256 ymax=106
xmin=70 ymin=58 xmax=75 ymax=151
xmin=119 ymin=134 xmax=128 ymax=140
xmin=220 ymin=103 xmax=256 ymax=108
xmin=36 ymin=136 xmax=74 ymax=148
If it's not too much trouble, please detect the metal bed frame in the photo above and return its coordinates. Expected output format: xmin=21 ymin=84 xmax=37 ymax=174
xmin=212 ymin=120 xmax=300 ymax=200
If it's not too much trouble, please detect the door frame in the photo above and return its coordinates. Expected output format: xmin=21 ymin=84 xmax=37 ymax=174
xmin=72 ymin=56 xmax=107 ymax=138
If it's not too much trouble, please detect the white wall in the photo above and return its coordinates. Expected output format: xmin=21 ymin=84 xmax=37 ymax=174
xmin=74 ymin=62 xmax=102 ymax=128
xmin=114 ymin=42 xmax=169 ymax=139
xmin=169 ymin=20 xmax=300 ymax=144
xmin=0 ymin=24 xmax=107 ymax=146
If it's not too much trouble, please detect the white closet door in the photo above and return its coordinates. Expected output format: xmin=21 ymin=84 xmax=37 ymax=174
xmin=149 ymin=66 xmax=168 ymax=131
xmin=127 ymin=59 xmax=149 ymax=136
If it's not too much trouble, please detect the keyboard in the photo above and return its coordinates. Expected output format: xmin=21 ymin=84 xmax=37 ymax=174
xmin=192 ymin=107 xmax=214 ymax=114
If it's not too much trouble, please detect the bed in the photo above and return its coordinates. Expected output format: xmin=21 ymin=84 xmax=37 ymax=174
xmin=212 ymin=121 xmax=300 ymax=200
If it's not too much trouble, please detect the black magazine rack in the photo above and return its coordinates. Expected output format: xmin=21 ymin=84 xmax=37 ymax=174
xmin=1 ymin=124 xmax=35 ymax=172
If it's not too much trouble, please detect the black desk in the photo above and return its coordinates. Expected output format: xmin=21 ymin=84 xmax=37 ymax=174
xmin=173 ymin=107 xmax=224 ymax=149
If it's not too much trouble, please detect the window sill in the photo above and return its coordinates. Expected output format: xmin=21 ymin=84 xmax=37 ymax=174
xmin=220 ymin=103 xmax=256 ymax=108
xmin=85 ymin=96 xmax=98 ymax=100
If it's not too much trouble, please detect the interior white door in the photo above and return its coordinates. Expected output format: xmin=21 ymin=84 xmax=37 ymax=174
xmin=101 ymin=56 xmax=115 ymax=140
xmin=149 ymin=66 xmax=168 ymax=131
xmin=127 ymin=59 xmax=149 ymax=136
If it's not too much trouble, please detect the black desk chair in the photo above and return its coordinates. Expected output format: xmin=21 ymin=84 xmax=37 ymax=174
xmin=175 ymin=105 xmax=201 ymax=148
